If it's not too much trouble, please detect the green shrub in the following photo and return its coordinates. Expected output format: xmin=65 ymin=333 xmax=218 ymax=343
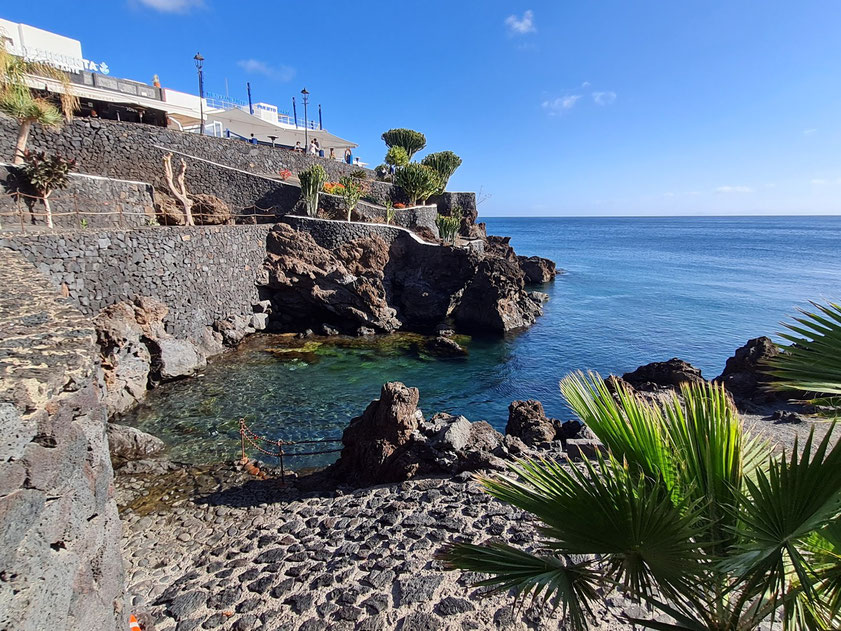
xmin=18 ymin=150 xmax=76 ymax=228
xmin=385 ymin=146 xmax=409 ymax=168
xmin=394 ymin=163 xmax=442 ymax=206
xmin=421 ymin=151 xmax=462 ymax=194
xmin=381 ymin=128 xmax=426 ymax=160
xmin=338 ymin=175 xmax=364 ymax=222
xmin=298 ymin=164 xmax=326 ymax=217
xmin=350 ymin=168 xmax=367 ymax=180
xmin=435 ymin=213 xmax=460 ymax=244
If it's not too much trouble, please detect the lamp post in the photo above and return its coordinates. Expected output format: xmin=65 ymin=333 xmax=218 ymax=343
xmin=194 ymin=53 xmax=205 ymax=135
xmin=301 ymin=88 xmax=309 ymax=149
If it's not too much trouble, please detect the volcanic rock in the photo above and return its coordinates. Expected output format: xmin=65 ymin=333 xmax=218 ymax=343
xmin=453 ymin=257 xmax=544 ymax=333
xmin=517 ymin=255 xmax=558 ymax=284
xmin=190 ymin=193 xmax=234 ymax=225
xmin=622 ymin=358 xmax=706 ymax=391
xmin=715 ymin=337 xmax=780 ymax=404
xmin=421 ymin=336 xmax=467 ymax=357
xmin=505 ymin=400 xmax=559 ymax=446
xmin=107 ymin=423 xmax=166 ymax=464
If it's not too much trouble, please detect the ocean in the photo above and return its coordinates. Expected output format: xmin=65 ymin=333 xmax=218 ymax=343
xmin=120 ymin=215 xmax=841 ymax=465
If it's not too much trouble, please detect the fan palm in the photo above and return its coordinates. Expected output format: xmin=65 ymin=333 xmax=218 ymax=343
xmin=0 ymin=42 xmax=78 ymax=164
xmin=764 ymin=300 xmax=841 ymax=413
xmin=441 ymin=373 xmax=841 ymax=630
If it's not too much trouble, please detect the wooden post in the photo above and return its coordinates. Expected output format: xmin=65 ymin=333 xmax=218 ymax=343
xmin=162 ymin=152 xmax=194 ymax=226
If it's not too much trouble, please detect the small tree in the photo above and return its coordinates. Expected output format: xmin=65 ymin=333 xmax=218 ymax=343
xmin=338 ymin=175 xmax=364 ymax=222
xmin=381 ymin=128 xmax=426 ymax=160
xmin=18 ymin=150 xmax=75 ymax=228
xmin=162 ymin=152 xmax=194 ymax=225
xmin=385 ymin=146 xmax=409 ymax=168
xmin=0 ymin=42 xmax=79 ymax=164
xmin=298 ymin=164 xmax=326 ymax=217
xmin=394 ymin=163 xmax=442 ymax=206
xmin=421 ymin=151 xmax=462 ymax=194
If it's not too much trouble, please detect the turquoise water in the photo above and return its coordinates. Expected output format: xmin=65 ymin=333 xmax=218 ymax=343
xmin=119 ymin=215 xmax=841 ymax=467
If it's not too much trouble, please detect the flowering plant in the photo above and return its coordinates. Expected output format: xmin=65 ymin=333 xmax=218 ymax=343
xmin=278 ymin=169 xmax=292 ymax=181
xmin=393 ymin=202 xmax=407 ymax=209
xmin=323 ymin=182 xmax=346 ymax=195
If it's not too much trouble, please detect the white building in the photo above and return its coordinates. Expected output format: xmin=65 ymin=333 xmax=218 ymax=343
xmin=0 ymin=19 xmax=360 ymax=158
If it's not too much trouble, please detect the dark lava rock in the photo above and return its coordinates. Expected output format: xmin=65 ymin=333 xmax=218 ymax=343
xmin=401 ymin=612 xmax=443 ymax=631
xmin=505 ymin=400 xmax=559 ymax=446
xmin=331 ymin=382 xmax=509 ymax=486
xmin=167 ymin=591 xmax=207 ymax=620
xmin=715 ymin=336 xmax=781 ymax=404
xmin=517 ymin=255 xmax=558 ymax=284
xmin=768 ymin=410 xmax=805 ymax=424
xmin=420 ymin=335 xmax=467 ymax=358
xmin=398 ymin=574 xmax=444 ymax=605
xmin=622 ymin=358 xmax=706 ymax=390
xmin=107 ymin=423 xmax=166 ymax=464
xmin=436 ymin=596 xmax=475 ymax=616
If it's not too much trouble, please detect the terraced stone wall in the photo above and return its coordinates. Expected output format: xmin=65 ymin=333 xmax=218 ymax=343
xmin=0 ymin=225 xmax=272 ymax=339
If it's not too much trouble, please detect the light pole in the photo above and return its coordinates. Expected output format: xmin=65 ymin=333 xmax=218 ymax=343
xmin=301 ymin=88 xmax=309 ymax=149
xmin=194 ymin=53 xmax=205 ymax=135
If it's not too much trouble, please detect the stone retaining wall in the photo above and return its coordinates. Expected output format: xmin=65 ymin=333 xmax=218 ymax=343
xmin=281 ymin=215 xmax=431 ymax=250
xmin=0 ymin=116 xmax=371 ymax=188
xmin=0 ymin=250 xmax=125 ymax=631
xmin=0 ymin=225 xmax=272 ymax=339
xmin=1 ymin=164 xmax=155 ymax=230
xmin=315 ymin=193 xmax=439 ymax=237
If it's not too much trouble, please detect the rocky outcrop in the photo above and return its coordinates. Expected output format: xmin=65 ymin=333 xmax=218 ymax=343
xmin=155 ymin=190 xmax=234 ymax=226
xmin=715 ymin=337 xmax=781 ymax=404
xmin=331 ymin=382 xmax=511 ymax=486
xmin=622 ymin=358 xmax=706 ymax=391
xmin=453 ymin=257 xmax=544 ymax=333
xmin=518 ymin=255 xmax=558 ymax=284
xmin=0 ymin=250 xmax=125 ymax=631
xmin=107 ymin=423 xmax=166 ymax=465
xmin=95 ymin=296 xmax=224 ymax=415
xmin=261 ymin=223 xmax=549 ymax=335
xmin=506 ymin=400 xmax=559 ymax=446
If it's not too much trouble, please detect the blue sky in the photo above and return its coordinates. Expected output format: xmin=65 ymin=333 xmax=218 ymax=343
xmin=5 ymin=1 xmax=841 ymax=216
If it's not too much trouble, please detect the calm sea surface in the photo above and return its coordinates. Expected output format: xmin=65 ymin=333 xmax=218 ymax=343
xmin=120 ymin=216 xmax=841 ymax=466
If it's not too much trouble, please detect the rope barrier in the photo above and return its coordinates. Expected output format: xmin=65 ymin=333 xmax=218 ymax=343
xmin=238 ymin=417 xmax=342 ymax=484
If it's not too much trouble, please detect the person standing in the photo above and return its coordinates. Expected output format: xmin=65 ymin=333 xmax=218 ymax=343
xmin=308 ymin=140 xmax=318 ymax=155
xmin=344 ymin=147 xmax=352 ymax=164
xmin=329 ymin=148 xmax=336 ymax=160
xmin=250 ymin=133 xmax=258 ymax=145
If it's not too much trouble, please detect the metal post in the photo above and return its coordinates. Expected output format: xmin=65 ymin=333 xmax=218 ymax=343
xmin=247 ymin=82 xmax=253 ymax=115
xmin=292 ymin=97 xmax=298 ymax=128
xmin=240 ymin=419 xmax=246 ymax=462
xmin=301 ymin=88 xmax=309 ymax=149
xmin=318 ymin=104 xmax=322 ymax=130
xmin=194 ymin=53 xmax=205 ymax=135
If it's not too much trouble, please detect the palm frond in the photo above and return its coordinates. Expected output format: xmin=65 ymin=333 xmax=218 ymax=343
xmin=478 ymin=454 xmax=706 ymax=602
xmin=439 ymin=542 xmax=599 ymax=630
xmin=725 ymin=425 xmax=841 ymax=625
xmin=765 ymin=301 xmax=841 ymax=399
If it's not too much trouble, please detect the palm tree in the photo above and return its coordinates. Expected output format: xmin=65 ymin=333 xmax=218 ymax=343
xmin=441 ymin=372 xmax=841 ymax=630
xmin=0 ymin=42 xmax=78 ymax=164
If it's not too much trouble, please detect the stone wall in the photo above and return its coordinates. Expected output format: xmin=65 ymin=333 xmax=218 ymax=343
xmin=0 ymin=225 xmax=272 ymax=339
xmin=281 ymin=215 xmax=430 ymax=250
xmin=0 ymin=115 xmax=371 ymax=189
xmin=0 ymin=250 xmax=125 ymax=631
xmin=1 ymin=164 xmax=155 ymax=230
xmin=315 ymin=193 xmax=439 ymax=237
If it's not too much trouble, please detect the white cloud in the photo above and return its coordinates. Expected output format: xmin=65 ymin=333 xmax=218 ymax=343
xmin=237 ymin=59 xmax=295 ymax=82
xmin=715 ymin=185 xmax=754 ymax=194
xmin=592 ymin=91 xmax=617 ymax=105
xmin=581 ymin=81 xmax=592 ymax=88
xmin=803 ymin=128 xmax=817 ymax=135
xmin=542 ymin=95 xmax=581 ymax=115
xmin=505 ymin=10 xmax=536 ymax=35
xmin=134 ymin=0 xmax=203 ymax=12
xmin=812 ymin=178 xmax=827 ymax=185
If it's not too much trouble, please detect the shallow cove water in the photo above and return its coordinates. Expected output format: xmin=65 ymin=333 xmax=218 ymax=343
xmin=119 ymin=215 xmax=841 ymax=468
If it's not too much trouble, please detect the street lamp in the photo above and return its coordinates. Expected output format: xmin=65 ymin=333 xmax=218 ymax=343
xmin=301 ymin=88 xmax=309 ymax=149
xmin=194 ymin=53 xmax=205 ymax=135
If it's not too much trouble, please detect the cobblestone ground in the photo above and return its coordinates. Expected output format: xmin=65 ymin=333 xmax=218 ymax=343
xmin=118 ymin=465 xmax=634 ymax=631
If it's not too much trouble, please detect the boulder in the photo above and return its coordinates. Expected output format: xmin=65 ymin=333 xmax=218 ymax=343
xmin=107 ymin=423 xmax=166 ymax=464
xmin=715 ymin=337 xmax=780 ymax=404
xmin=331 ymin=382 xmax=510 ymax=486
xmin=517 ymin=255 xmax=558 ymax=284
xmin=190 ymin=193 xmax=234 ymax=225
xmin=154 ymin=189 xmax=185 ymax=225
xmin=421 ymin=336 xmax=467 ymax=358
xmin=453 ymin=257 xmax=544 ymax=333
xmin=505 ymin=400 xmax=559 ymax=446
xmin=622 ymin=358 xmax=706 ymax=391
xmin=148 ymin=337 xmax=205 ymax=381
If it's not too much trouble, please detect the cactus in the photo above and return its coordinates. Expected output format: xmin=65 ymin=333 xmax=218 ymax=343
xmin=435 ymin=214 xmax=460 ymax=245
xmin=385 ymin=200 xmax=396 ymax=225
xmin=298 ymin=164 xmax=326 ymax=217
xmin=381 ymin=128 xmax=426 ymax=160
xmin=385 ymin=146 xmax=409 ymax=168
